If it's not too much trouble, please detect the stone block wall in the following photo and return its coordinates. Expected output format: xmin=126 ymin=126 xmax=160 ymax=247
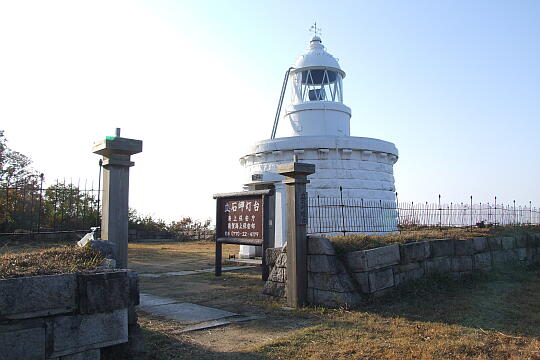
xmin=263 ymin=233 xmax=540 ymax=307
xmin=0 ymin=270 xmax=141 ymax=360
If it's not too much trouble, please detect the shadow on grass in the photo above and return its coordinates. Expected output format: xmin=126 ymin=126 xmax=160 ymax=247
xmin=140 ymin=322 xmax=274 ymax=360
xmin=362 ymin=264 xmax=540 ymax=337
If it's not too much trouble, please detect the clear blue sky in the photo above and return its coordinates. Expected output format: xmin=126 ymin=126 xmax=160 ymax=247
xmin=1 ymin=1 xmax=539 ymax=220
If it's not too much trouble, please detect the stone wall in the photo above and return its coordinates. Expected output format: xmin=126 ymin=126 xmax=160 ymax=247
xmin=263 ymin=233 xmax=540 ymax=307
xmin=0 ymin=270 xmax=142 ymax=360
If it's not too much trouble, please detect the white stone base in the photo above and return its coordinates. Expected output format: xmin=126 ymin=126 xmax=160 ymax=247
xmin=239 ymin=135 xmax=399 ymax=255
xmin=239 ymin=245 xmax=262 ymax=259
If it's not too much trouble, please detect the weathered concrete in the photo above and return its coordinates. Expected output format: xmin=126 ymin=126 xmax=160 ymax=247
xmin=307 ymin=236 xmax=336 ymax=255
xmin=78 ymin=272 xmax=129 ymax=314
xmin=77 ymin=239 xmax=116 ymax=260
xmin=138 ymin=265 xmax=255 ymax=278
xmin=141 ymin=303 xmax=237 ymax=324
xmin=472 ymin=237 xmax=488 ymax=253
xmin=127 ymin=270 xmax=140 ymax=306
xmin=139 ymin=293 xmax=237 ymax=324
xmin=278 ymin=161 xmax=315 ymax=308
xmin=0 ymin=273 xmax=77 ymax=320
xmin=344 ymin=250 xmax=368 ymax=272
xmin=275 ymin=252 xmax=287 ymax=268
xmin=177 ymin=316 xmax=265 ymax=333
xmin=400 ymin=241 xmax=430 ymax=263
xmin=269 ymin=267 xmax=287 ymax=283
xmin=139 ymin=293 xmax=177 ymax=308
xmin=346 ymin=245 xmax=400 ymax=271
xmin=501 ymin=237 xmax=515 ymax=250
xmin=393 ymin=261 xmax=423 ymax=284
xmin=394 ymin=265 xmax=424 ymax=285
xmin=452 ymin=256 xmax=473 ymax=272
xmin=0 ymin=270 xmax=138 ymax=359
xmin=430 ymin=238 xmax=454 ymax=257
xmin=51 ymin=309 xmax=128 ymax=358
xmin=262 ymin=279 xmax=286 ymax=298
xmin=487 ymin=237 xmax=503 ymax=251
xmin=515 ymin=234 xmax=528 ymax=248
xmin=93 ymin=133 xmax=142 ymax=269
xmin=424 ymin=256 xmax=452 ymax=275
xmin=0 ymin=322 xmax=45 ymax=360
xmin=58 ymin=349 xmax=101 ymax=360
xmin=307 ymin=254 xmax=339 ymax=273
xmin=263 ymin=233 xmax=540 ymax=308
xmin=307 ymin=272 xmax=356 ymax=293
xmin=491 ymin=250 xmax=508 ymax=265
xmin=516 ymin=248 xmax=527 ymax=262
xmin=307 ymin=288 xmax=361 ymax=308
xmin=265 ymin=247 xmax=284 ymax=267
xmin=473 ymin=252 xmax=492 ymax=270
xmin=454 ymin=239 xmax=474 ymax=256
xmin=369 ymin=267 xmax=395 ymax=292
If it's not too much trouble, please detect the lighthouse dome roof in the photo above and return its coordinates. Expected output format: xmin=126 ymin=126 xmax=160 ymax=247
xmin=293 ymin=36 xmax=344 ymax=77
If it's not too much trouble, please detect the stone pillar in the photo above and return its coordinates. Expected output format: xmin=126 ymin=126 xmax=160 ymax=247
xmin=273 ymin=183 xmax=287 ymax=248
xmin=93 ymin=131 xmax=142 ymax=268
xmin=277 ymin=161 xmax=315 ymax=308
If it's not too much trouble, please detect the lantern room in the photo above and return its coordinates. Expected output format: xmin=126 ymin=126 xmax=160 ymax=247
xmin=284 ymin=35 xmax=352 ymax=137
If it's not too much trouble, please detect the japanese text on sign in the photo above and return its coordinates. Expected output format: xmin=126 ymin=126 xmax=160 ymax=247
xmin=218 ymin=196 xmax=264 ymax=239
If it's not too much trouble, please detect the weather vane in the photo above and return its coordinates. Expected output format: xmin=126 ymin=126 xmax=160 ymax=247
xmin=309 ymin=22 xmax=322 ymax=36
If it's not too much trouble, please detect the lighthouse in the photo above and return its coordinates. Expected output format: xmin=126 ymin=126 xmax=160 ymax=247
xmin=239 ymin=29 xmax=399 ymax=258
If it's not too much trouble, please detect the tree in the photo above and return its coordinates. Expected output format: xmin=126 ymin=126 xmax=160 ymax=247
xmin=43 ymin=183 xmax=100 ymax=231
xmin=0 ymin=131 xmax=41 ymax=232
xmin=0 ymin=130 xmax=38 ymax=186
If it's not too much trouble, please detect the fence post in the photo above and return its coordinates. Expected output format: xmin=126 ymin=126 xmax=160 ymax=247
xmin=513 ymin=200 xmax=516 ymax=226
xmin=438 ymin=194 xmax=442 ymax=229
xmin=470 ymin=196 xmax=473 ymax=231
xmin=37 ymin=174 xmax=44 ymax=233
xmin=339 ymin=186 xmax=345 ymax=235
xmin=277 ymin=160 xmax=315 ymax=308
xmin=494 ymin=196 xmax=497 ymax=226
xmin=97 ymin=159 xmax=103 ymax=227
xmin=93 ymin=129 xmax=142 ymax=268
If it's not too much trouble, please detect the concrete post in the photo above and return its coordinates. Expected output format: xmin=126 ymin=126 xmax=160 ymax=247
xmin=273 ymin=183 xmax=287 ymax=248
xmin=93 ymin=131 xmax=142 ymax=268
xmin=277 ymin=161 xmax=315 ymax=308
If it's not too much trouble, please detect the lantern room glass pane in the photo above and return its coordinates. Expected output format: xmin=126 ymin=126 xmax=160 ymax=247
xmin=301 ymin=69 xmax=338 ymax=85
xmin=291 ymin=69 xmax=343 ymax=104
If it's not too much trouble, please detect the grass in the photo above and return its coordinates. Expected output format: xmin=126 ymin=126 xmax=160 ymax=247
xmin=136 ymin=265 xmax=540 ymax=359
xmin=0 ymin=245 xmax=105 ymax=279
xmin=329 ymin=225 xmax=540 ymax=255
xmin=253 ymin=266 xmax=540 ymax=360
xmin=3 ymin=236 xmax=540 ymax=359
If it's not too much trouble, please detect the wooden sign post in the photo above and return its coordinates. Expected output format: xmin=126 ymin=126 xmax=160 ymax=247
xmin=277 ymin=161 xmax=315 ymax=308
xmin=213 ymin=189 xmax=273 ymax=280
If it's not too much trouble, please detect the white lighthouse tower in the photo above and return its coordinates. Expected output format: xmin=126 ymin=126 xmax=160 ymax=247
xmin=239 ymin=28 xmax=399 ymax=258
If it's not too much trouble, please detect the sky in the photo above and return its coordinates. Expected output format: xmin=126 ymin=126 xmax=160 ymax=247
xmin=0 ymin=0 xmax=539 ymax=222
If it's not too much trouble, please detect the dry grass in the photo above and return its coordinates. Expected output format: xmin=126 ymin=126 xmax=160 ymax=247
xmin=330 ymin=226 xmax=540 ymax=255
xmin=137 ymin=265 xmax=540 ymax=360
xmin=133 ymin=239 xmax=540 ymax=360
xmin=0 ymin=246 xmax=104 ymax=279
xmin=254 ymin=267 xmax=540 ymax=360
xmin=128 ymin=240 xmax=240 ymax=273
xmin=0 ymin=236 xmax=76 ymax=255
xmin=5 ymin=236 xmax=540 ymax=359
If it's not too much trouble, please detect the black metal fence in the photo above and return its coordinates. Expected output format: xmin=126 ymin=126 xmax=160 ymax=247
xmin=308 ymin=193 xmax=540 ymax=234
xmin=0 ymin=176 xmax=102 ymax=235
